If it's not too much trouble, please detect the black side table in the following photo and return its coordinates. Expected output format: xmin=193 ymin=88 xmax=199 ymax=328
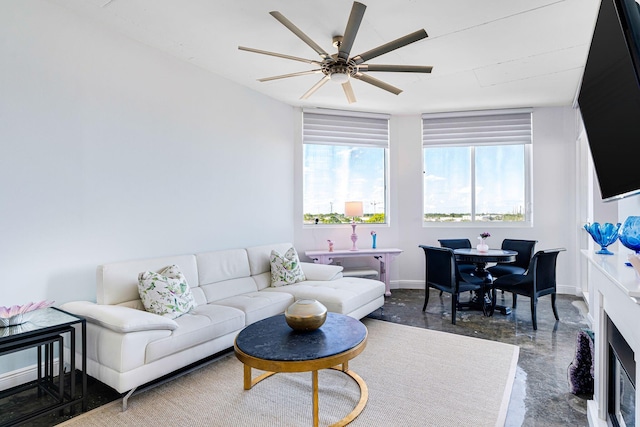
xmin=0 ymin=307 xmax=86 ymax=426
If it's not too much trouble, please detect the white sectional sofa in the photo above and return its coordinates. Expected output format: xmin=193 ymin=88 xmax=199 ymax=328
xmin=60 ymin=243 xmax=385 ymax=406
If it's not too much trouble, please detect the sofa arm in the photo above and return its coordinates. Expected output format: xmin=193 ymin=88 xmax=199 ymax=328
xmin=60 ymin=301 xmax=178 ymax=333
xmin=299 ymin=262 xmax=343 ymax=281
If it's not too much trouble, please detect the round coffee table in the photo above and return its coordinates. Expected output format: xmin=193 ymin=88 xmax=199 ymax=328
xmin=234 ymin=312 xmax=368 ymax=427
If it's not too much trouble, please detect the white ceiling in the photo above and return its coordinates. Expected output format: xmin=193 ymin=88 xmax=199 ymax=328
xmin=49 ymin=0 xmax=601 ymax=114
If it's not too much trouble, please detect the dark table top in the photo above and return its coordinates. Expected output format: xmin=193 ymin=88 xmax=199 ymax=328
xmin=235 ymin=313 xmax=367 ymax=362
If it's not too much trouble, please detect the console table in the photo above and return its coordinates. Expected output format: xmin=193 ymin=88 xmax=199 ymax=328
xmin=305 ymin=248 xmax=403 ymax=296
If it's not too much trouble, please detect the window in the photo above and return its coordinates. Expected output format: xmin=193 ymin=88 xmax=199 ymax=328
xmin=303 ymin=110 xmax=389 ymax=225
xmin=422 ymin=109 xmax=532 ymax=224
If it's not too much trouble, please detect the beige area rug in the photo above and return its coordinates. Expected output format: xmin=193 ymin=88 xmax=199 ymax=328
xmin=60 ymin=319 xmax=519 ymax=427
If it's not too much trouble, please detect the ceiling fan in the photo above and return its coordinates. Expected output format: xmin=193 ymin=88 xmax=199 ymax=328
xmin=238 ymin=1 xmax=433 ymax=104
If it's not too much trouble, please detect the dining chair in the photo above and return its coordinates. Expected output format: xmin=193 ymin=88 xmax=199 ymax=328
xmin=419 ymin=245 xmax=484 ymax=325
xmin=487 ymin=239 xmax=538 ymax=278
xmin=492 ymin=248 xmax=565 ymax=330
xmin=437 ymin=239 xmax=476 ymax=274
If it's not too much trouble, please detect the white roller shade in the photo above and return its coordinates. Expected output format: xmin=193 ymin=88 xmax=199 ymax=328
xmin=423 ymin=109 xmax=532 ymax=147
xmin=304 ymin=111 xmax=389 ymax=148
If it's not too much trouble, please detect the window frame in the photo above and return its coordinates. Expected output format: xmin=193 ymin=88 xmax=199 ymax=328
xmin=302 ymin=109 xmax=390 ymax=226
xmin=422 ymin=108 xmax=533 ymax=227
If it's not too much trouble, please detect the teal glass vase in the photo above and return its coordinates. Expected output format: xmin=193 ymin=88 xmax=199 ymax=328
xmin=583 ymin=222 xmax=621 ymax=255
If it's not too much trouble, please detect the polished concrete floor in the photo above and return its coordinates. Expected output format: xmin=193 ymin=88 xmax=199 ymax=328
xmin=2 ymin=289 xmax=591 ymax=426
xmin=367 ymin=289 xmax=592 ymax=427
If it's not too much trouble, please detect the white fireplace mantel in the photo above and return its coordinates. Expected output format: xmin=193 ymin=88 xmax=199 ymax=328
xmin=583 ymin=250 xmax=640 ymax=426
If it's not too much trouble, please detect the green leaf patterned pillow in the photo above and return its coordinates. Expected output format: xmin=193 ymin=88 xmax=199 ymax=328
xmin=270 ymin=247 xmax=306 ymax=287
xmin=137 ymin=265 xmax=196 ymax=319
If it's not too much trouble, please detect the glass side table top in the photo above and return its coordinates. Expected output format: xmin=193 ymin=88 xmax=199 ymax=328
xmin=0 ymin=307 xmax=83 ymax=340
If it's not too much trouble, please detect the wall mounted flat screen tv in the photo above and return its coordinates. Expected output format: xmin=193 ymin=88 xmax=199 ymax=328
xmin=578 ymin=0 xmax=640 ymax=201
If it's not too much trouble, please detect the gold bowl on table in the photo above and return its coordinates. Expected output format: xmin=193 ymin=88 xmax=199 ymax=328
xmin=284 ymin=299 xmax=327 ymax=331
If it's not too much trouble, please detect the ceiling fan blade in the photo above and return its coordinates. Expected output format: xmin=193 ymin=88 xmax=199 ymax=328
xmin=353 ymin=29 xmax=428 ymax=64
xmin=359 ymin=64 xmax=433 ymax=73
xmin=301 ymin=75 xmax=331 ymax=99
xmin=342 ymin=81 xmax=357 ymax=104
xmin=258 ymin=70 xmax=323 ymax=82
xmin=238 ymin=46 xmax=322 ymax=65
xmin=353 ymin=72 xmax=402 ymax=95
xmin=338 ymin=2 xmax=367 ymax=62
xmin=269 ymin=11 xmax=330 ymax=59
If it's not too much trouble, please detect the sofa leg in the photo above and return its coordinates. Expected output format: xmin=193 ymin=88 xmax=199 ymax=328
xmin=122 ymin=387 xmax=137 ymax=412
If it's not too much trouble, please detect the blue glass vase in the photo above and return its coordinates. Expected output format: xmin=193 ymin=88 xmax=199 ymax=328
xmin=584 ymin=222 xmax=621 ymax=255
xmin=619 ymin=217 xmax=640 ymax=264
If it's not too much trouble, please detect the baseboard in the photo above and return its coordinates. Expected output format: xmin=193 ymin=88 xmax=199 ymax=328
xmin=0 ymin=360 xmax=61 ymax=392
xmin=392 ymin=280 xmax=423 ymax=290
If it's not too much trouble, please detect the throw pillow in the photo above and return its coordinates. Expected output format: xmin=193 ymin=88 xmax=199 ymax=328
xmin=138 ymin=264 xmax=196 ymax=319
xmin=270 ymin=247 xmax=306 ymax=287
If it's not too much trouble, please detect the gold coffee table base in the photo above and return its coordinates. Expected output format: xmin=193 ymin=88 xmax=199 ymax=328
xmin=242 ymin=362 xmax=368 ymax=427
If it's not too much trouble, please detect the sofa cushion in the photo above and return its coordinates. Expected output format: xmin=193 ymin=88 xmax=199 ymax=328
xmin=214 ymin=291 xmax=294 ymax=325
xmin=270 ymin=247 xmax=306 ymax=287
xmin=246 ymin=243 xmax=294 ymax=276
xmin=145 ymin=304 xmax=245 ymax=364
xmin=299 ymin=262 xmax=343 ymax=281
xmin=97 ymin=254 xmax=198 ymax=306
xmin=138 ymin=265 xmax=196 ymax=319
xmin=261 ymin=277 xmax=385 ymax=315
xmin=196 ymin=249 xmax=252 ymax=286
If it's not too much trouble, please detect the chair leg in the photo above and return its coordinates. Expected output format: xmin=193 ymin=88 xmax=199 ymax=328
xmin=451 ymin=293 xmax=457 ymax=325
xmin=512 ymin=293 xmax=517 ymax=309
xmin=551 ymin=293 xmax=559 ymax=320
xmin=423 ymin=287 xmax=431 ymax=312
xmin=531 ymin=297 xmax=538 ymax=330
xmin=489 ymin=287 xmax=496 ymax=317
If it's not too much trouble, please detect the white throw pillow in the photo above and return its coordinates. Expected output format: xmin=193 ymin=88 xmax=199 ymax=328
xmin=270 ymin=247 xmax=306 ymax=287
xmin=138 ymin=265 xmax=196 ymax=319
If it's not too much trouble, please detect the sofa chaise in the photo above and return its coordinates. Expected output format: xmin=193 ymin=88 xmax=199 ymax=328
xmin=60 ymin=242 xmax=385 ymax=408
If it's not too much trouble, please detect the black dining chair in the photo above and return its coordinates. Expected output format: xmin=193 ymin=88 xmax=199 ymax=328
xmin=487 ymin=239 xmax=537 ymax=278
xmin=437 ymin=239 xmax=476 ymax=274
xmin=492 ymin=248 xmax=565 ymax=330
xmin=419 ymin=245 xmax=485 ymax=324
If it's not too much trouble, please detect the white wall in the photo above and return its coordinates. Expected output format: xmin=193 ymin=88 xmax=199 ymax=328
xmin=0 ymin=2 xmax=295 ymax=308
xmin=295 ymin=107 xmax=581 ymax=294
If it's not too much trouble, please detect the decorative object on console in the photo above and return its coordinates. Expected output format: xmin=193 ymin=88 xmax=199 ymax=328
xmin=477 ymin=232 xmax=490 ymax=252
xmin=583 ymin=222 xmax=621 ymax=255
xmin=371 ymin=230 xmax=377 ymax=249
xmin=138 ymin=265 xmax=196 ymax=319
xmin=327 ymin=240 xmax=334 ymax=252
xmin=284 ymin=299 xmax=327 ymax=331
xmin=0 ymin=300 xmax=54 ymax=327
xmin=270 ymin=247 xmax=306 ymax=287
xmin=345 ymin=201 xmax=364 ymax=251
xmin=618 ymin=216 xmax=640 ymax=265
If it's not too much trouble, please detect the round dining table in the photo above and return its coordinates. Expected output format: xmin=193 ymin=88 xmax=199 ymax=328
xmin=453 ymin=248 xmax=517 ymax=315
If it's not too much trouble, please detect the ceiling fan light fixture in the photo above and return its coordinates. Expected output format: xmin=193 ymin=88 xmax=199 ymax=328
xmin=330 ymin=71 xmax=350 ymax=84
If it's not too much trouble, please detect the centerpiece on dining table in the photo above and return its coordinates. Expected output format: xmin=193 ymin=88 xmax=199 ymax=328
xmin=477 ymin=232 xmax=490 ymax=252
